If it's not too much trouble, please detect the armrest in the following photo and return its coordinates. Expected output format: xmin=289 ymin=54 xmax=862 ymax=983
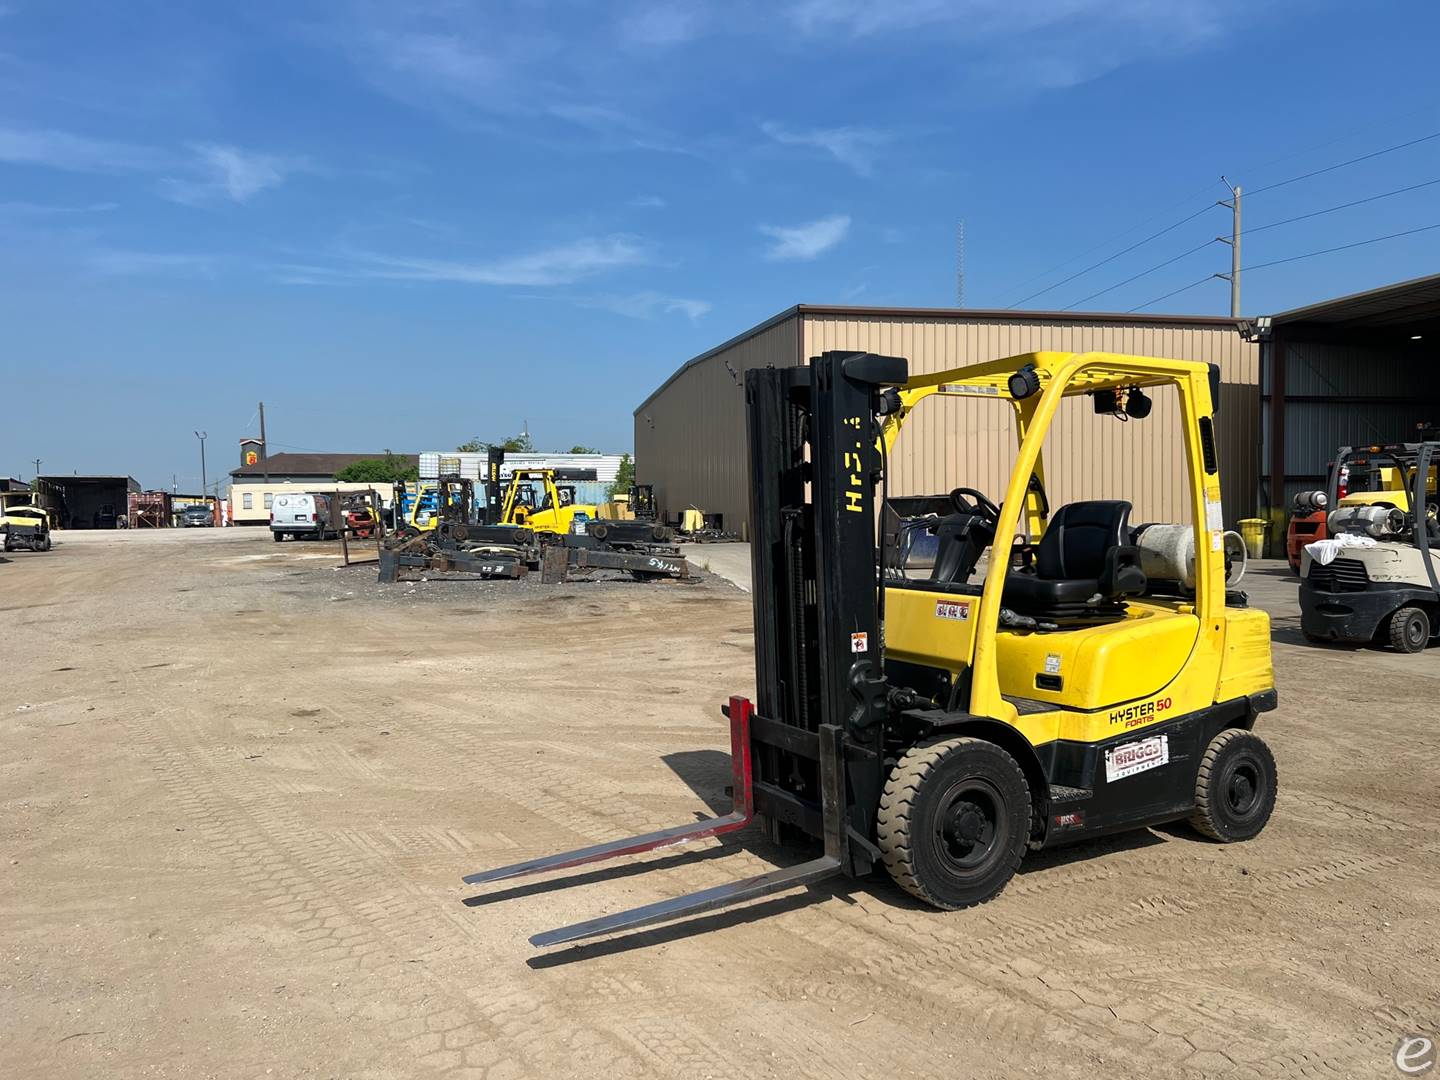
xmin=1100 ymin=544 xmax=1147 ymax=598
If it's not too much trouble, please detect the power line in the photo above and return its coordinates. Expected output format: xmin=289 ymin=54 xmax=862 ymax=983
xmin=1063 ymin=238 xmax=1220 ymax=310
xmin=1128 ymin=275 xmax=1217 ymax=313
xmin=1244 ymin=176 xmax=1440 ymax=236
xmin=1127 ymin=222 xmax=1440 ymax=311
xmin=1246 ymin=130 xmax=1440 ymax=197
xmin=995 ymin=179 xmax=1226 ymax=300
xmin=1001 ymin=124 xmax=1440 ymax=306
xmin=1009 ymin=202 xmax=1219 ymax=308
xmin=1070 ymin=176 xmax=1440 ymax=310
xmin=1242 ymin=222 xmax=1440 ymax=272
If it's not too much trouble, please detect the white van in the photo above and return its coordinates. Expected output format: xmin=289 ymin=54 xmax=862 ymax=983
xmin=270 ymin=493 xmax=336 ymax=541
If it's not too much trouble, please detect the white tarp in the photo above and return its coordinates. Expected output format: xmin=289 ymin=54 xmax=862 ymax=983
xmin=1304 ymin=532 xmax=1378 ymax=566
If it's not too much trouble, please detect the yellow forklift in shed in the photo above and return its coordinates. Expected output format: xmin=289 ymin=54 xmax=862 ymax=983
xmin=465 ymin=350 xmax=1278 ymax=947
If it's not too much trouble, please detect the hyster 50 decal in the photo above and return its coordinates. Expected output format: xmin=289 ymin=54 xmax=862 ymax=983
xmin=1107 ymin=696 xmax=1173 ymax=729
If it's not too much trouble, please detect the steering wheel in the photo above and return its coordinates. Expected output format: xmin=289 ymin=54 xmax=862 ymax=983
xmin=950 ymin=487 xmax=1001 ymax=522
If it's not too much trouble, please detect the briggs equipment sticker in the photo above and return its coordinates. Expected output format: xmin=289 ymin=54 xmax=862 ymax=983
xmin=1105 ymin=735 xmax=1169 ymax=783
xmin=935 ymin=599 xmax=970 ymax=621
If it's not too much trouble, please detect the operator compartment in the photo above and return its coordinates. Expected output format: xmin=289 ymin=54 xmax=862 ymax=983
xmin=885 ymin=488 xmax=1200 ymax=711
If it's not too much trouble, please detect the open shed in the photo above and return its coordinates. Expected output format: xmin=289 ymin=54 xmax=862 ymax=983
xmin=1262 ymin=272 xmax=1440 ymax=537
xmin=35 ymin=475 xmax=141 ymax=529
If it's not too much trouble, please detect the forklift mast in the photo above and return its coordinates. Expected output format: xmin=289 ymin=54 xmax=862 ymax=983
xmin=480 ymin=447 xmax=505 ymax=525
xmin=747 ymin=352 xmax=907 ymax=874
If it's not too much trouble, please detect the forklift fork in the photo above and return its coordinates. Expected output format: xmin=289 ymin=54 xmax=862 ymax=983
xmin=462 ymin=696 xmax=844 ymax=947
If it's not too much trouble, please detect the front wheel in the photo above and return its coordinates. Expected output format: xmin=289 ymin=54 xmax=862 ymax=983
xmin=1389 ymin=606 xmax=1430 ymax=653
xmin=877 ymin=736 xmax=1031 ymax=909
xmin=1189 ymin=729 xmax=1277 ymax=842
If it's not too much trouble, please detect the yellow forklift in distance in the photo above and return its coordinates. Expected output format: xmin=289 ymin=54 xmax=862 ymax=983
xmin=498 ymin=469 xmax=598 ymax=538
xmin=464 ymin=350 xmax=1279 ymax=947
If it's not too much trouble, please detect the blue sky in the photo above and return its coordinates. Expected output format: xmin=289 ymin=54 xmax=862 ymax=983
xmin=3 ymin=0 xmax=1439 ymax=490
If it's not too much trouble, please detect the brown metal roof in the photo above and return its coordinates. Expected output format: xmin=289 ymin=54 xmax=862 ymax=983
xmin=229 ymin=452 xmax=419 ymax=478
xmin=636 ymin=304 xmax=1245 ymax=414
xmin=1270 ymin=272 xmax=1440 ymax=327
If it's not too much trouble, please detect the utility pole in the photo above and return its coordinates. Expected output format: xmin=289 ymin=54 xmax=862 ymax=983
xmin=955 ymin=219 xmax=966 ymax=308
xmin=32 ymin=458 xmax=41 ymax=480
xmin=172 ymin=473 xmax=178 ymax=494
xmin=1217 ymin=177 xmax=1241 ymax=318
xmin=194 ymin=431 xmax=208 ymax=499
xmin=258 ymin=401 xmax=269 ymax=484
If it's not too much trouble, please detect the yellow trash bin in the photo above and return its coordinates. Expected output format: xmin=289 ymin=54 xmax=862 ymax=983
xmin=1238 ymin=518 xmax=1267 ymax=560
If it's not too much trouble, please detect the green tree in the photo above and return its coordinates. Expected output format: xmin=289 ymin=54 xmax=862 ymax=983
xmin=566 ymin=444 xmax=599 ymax=454
xmin=455 ymin=432 xmax=533 ymax=453
xmin=335 ymin=451 xmax=418 ymax=484
xmin=608 ymin=452 xmax=635 ymax=498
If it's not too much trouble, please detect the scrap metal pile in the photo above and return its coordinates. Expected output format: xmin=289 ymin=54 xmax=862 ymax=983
xmin=377 ymin=456 xmax=690 ymax=585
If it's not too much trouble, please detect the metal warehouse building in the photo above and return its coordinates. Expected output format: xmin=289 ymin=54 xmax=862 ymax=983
xmin=1260 ymin=273 xmax=1440 ymax=535
xmin=635 ymin=305 xmax=1259 ymax=537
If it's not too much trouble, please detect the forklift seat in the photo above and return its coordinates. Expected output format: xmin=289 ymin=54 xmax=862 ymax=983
xmin=1004 ymin=500 xmax=1146 ymax=620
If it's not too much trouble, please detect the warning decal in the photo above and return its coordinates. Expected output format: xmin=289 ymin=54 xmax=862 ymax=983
xmin=935 ymin=599 xmax=970 ymax=621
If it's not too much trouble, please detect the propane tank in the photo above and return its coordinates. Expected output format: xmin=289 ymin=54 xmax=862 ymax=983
xmin=1134 ymin=524 xmax=1247 ymax=589
xmin=1291 ymin=490 xmax=1328 ymax=514
xmin=1327 ymin=504 xmax=1404 ymax=538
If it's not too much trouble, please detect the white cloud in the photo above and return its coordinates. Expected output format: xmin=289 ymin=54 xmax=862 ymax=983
xmin=582 ymin=290 xmax=711 ymax=321
xmin=759 ymin=214 xmax=851 ymax=261
xmin=0 ymin=127 xmax=165 ymax=173
xmin=0 ymin=200 xmax=117 ymax=218
xmin=629 ymin=194 xmax=667 ymax=208
xmin=0 ymin=128 xmax=301 ymax=206
xmin=762 ymin=122 xmax=888 ymax=176
xmin=160 ymin=143 xmax=300 ymax=206
xmin=353 ymin=235 xmax=649 ymax=287
xmin=618 ymin=3 xmax=709 ymax=46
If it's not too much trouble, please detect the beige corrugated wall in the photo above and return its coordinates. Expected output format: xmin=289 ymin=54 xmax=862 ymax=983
xmin=804 ymin=314 xmax=1259 ymax=528
xmin=634 ymin=310 xmax=1259 ymax=534
xmin=635 ymin=315 xmax=798 ymax=532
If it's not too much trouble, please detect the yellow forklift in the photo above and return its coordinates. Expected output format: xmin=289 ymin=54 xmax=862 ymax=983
xmin=1 ymin=491 xmax=52 ymax=552
xmin=498 ymin=469 xmax=598 ymax=538
xmin=464 ymin=350 xmax=1278 ymax=946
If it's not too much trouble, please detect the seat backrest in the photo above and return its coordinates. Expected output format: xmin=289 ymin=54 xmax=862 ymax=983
xmin=1035 ymin=500 xmax=1133 ymax=580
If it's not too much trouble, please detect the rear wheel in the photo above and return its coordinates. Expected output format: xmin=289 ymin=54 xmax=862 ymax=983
xmin=877 ymin=736 xmax=1031 ymax=909
xmin=1388 ymin=606 xmax=1430 ymax=653
xmin=1190 ymin=729 xmax=1277 ymax=842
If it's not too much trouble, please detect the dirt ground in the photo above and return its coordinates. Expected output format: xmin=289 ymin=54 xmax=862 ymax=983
xmin=3 ymin=528 xmax=1437 ymax=1079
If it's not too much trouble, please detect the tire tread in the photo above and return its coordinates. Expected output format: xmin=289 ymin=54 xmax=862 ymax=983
xmin=877 ymin=736 xmax=1029 ymax=909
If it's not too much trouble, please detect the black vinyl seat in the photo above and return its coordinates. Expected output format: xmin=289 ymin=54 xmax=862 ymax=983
xmin=1004 ymin=500 xmax=1146 ymax=621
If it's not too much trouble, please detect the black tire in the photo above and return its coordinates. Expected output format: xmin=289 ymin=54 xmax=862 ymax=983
xmin=877 ymin=736 xmax=1031 ymax=910
xmin=1189 ymin=729 xmax=1277 ymax=842
xmin=1388 ymin=606 xmax=1430 ymax=653
xmin=273 ymin=531 xmax=283 ymax=542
